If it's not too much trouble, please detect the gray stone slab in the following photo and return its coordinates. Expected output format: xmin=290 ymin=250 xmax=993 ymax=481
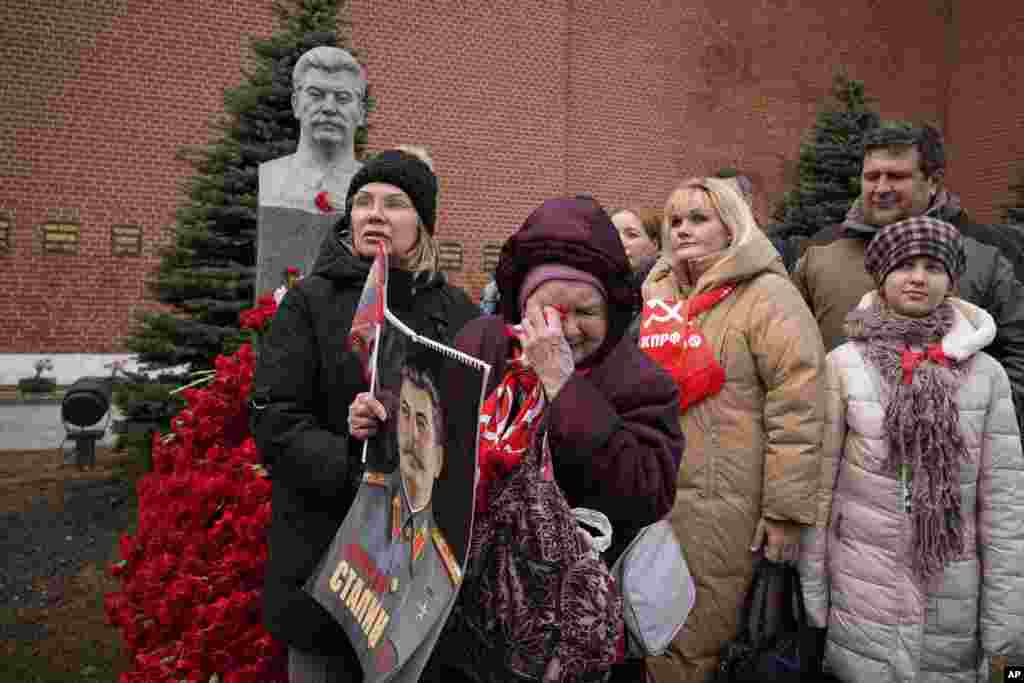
xmin=256 ymin=205 xmax=338 ymax=296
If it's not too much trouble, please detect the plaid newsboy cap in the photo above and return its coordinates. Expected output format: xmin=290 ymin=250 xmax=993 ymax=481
xmin=864 ymin=216 xmax=966 ymax=285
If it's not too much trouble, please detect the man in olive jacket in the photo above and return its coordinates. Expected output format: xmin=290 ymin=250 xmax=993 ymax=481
xmin=793 ymin=121 xmax=1024 ymax=432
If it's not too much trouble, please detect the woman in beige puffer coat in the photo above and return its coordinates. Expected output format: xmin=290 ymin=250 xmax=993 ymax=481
xmin=800 ymin=217 xmax=1024 ymax=682
xmin=640 ymin=177 xmax=825 ymax=682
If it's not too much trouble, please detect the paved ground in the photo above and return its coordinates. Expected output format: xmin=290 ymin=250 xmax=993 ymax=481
xmin=0 ymin=447 xmax=132 ymax=678
xmin=0 ymin=404 xmax=120 ymax=452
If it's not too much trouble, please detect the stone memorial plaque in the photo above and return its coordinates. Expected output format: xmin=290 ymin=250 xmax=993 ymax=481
xmin=111 ymin=224 xmax=142 ymax=257
xmin=0 ymin=214 xmax=10 ymax=253
xmin=437 ymin=241 xmax=463 ymax=271
xmin=482 ymin=243 xmax=502 ymax=272
xmin=43 ymin=222 xmax=80 ymax=255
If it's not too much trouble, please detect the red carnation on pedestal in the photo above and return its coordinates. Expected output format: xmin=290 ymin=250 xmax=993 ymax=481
xmin=314 ymin=191 xmax=335 ymax=213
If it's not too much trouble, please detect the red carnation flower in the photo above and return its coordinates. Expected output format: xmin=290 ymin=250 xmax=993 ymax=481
xmin=314 ymin=191 xmax=334 ymax=213
xmin=108 ymin=333 xmax=286 ymax=680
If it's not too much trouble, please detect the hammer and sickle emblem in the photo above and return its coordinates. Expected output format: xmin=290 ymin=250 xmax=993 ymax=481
xmin=642 ymin=299 xmax=685 ymax=328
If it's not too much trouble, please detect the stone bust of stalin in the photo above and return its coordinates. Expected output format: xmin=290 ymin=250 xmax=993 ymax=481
xmin=256 ymin=46 xmax=366 ymax=294
xmin=259 ymin=46 xmax=366 ymax=211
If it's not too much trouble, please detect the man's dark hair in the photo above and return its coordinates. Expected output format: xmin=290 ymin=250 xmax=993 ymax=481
xmin=863 ymin=121 xmax=945 ymax=179
xmin=400 ymin=359 xmax=444 ymax=447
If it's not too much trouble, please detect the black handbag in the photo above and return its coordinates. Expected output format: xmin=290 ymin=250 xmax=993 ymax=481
xmin=712 ymin=558 xmax=821 ymax=683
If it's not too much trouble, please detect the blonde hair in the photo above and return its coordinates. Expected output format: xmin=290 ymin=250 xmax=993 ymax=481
xmin=662 ymin=176 xmax=760 ymax=251
xmin=391 ymin=144 xmax=439 ymax=276
xmin=400 ymin=220 xmax=439 ymax=276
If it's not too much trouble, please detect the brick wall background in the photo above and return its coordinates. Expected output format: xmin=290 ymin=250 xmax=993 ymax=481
xmin=352 ymin=0 xmax=952 ymax=299
xmin=1 ymin=0 xmax=1020 ymax=354
xmin=0 ymin=0 xmax=274 ymax=354
xmin=944 ymin=1 xmax=1024 ymax=222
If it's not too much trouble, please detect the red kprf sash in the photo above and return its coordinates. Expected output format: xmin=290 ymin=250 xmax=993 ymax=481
xmin=639 ymin=285 xmax=735 ymax=412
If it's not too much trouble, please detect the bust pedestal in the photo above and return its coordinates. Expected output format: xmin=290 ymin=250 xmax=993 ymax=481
xmin=255 ymin=155 xmax=361 ymax=295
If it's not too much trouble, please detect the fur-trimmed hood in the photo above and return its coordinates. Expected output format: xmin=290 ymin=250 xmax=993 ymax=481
xmin=850 ymin=291 xmax=996 ymax=362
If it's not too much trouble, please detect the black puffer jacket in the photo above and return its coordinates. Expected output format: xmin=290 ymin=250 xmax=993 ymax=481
xmin=250 ymin=232 xmax=478 ymax=662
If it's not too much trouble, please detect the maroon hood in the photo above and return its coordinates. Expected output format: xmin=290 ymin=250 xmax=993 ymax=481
xmin=496 ymin=197 xmax=638 ymax=369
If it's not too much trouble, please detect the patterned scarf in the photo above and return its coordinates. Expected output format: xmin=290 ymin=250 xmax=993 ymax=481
xmin=845 ymin=299 xmax=969 ymax=581
xmin=474 ymin=352 xmax=547 ymax=515
xmin=842 ymin=189 xmax=962 ymax=236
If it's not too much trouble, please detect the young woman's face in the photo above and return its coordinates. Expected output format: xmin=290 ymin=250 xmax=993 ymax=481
xmin=665 ymin=189 xmax=732 ymax=267
xmin=350 ymin=182 xmax=420 ymax=260
xmin=612 ymin=210 xmax=658 ymax=271
xmin=881 ymin=255 xmax=951 ymax=318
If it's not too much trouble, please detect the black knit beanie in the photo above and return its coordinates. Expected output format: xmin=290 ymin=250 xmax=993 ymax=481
xmin=345 ymin=149 xmax=438 ymax=234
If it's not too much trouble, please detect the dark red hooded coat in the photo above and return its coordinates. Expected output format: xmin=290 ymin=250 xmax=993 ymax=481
xmin=462 ymin=197 xmax=683 ymax=561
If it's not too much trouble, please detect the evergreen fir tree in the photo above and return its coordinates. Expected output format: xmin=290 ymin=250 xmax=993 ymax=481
xmin=116 ymin=0 xmax=371 ymax=459
xmin=126 ymin=0 xmax=370 ymax=372
xmin=769 ymin=72 xmax=881 ymax=240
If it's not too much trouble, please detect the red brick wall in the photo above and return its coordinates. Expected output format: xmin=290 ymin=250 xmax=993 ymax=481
xmin=350 ymin=1 xmax=571 ymax=301
xmin=561 ymin=1 xmax=950 ymax=222
xmin=0 ymin=0 xmax=274 ymax=353
xmin=352 ymin=0 xmax=951 ymax=301
xmin=4 ymin=0 xmax=1015 ymax=354
xmin=944 ymin=2 xmax=1024 ymax=224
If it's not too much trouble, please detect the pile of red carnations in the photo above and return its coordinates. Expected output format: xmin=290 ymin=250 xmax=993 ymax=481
xmin=106 ymin=301 xmax=287 ymax=682
xmin=239 ymin=294 xmax=279 ymax=331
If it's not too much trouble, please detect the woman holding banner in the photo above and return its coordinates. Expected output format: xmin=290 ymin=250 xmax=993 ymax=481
xmin=250 ymin=147 xmax=478 ymax=682
xmin=638 ymin=176 xmax=825 ymax=683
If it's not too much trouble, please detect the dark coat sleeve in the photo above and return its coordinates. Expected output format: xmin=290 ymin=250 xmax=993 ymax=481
xmin=982 ymin=252 xmax=1024 ymax=434
xmin=547 ymin=340 xmax=684 ymax=534
xmin=250 ymin=287 xmax=362 ymax=500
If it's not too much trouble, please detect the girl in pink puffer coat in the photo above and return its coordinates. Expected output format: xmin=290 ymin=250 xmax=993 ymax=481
xmin=799 ymin=217 xmax=1024 ymax=682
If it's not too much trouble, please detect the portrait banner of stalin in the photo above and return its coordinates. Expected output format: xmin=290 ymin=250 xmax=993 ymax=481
xmin=305 ymin=303 xmax=491 ymax=682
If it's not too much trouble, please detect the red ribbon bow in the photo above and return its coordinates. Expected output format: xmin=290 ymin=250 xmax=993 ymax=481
xmin=901 ymin=343 xmax=949 ymax=384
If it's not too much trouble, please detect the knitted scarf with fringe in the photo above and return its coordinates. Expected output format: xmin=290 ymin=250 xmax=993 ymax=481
xmin=845 ymin=299 xmax=969 ymax=581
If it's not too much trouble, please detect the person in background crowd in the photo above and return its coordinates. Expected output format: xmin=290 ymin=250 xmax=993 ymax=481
xmin=611 ymin=206 xmax=663 ymax=341
xmin=478 ymin=277 xmax=500 ymax=314
xmin=612 ymin=207 xmax=663 ymax=274
xmin=793 ymin=121 xmax=1024 ymax=432
xmin=640 ymin=177 xmax=825 ymax=683
xmin=713 ymin=168 xmax=805 ymax=272
xmin=431 ymin=196 xmax=685 ymax=682
xmin=800 ymin=217 xmax=1024 ymax=683
xmin=712 ymin=167 xmax=810 ymax=273
xmin=251 ymin=147 xmax=478 ymax=683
